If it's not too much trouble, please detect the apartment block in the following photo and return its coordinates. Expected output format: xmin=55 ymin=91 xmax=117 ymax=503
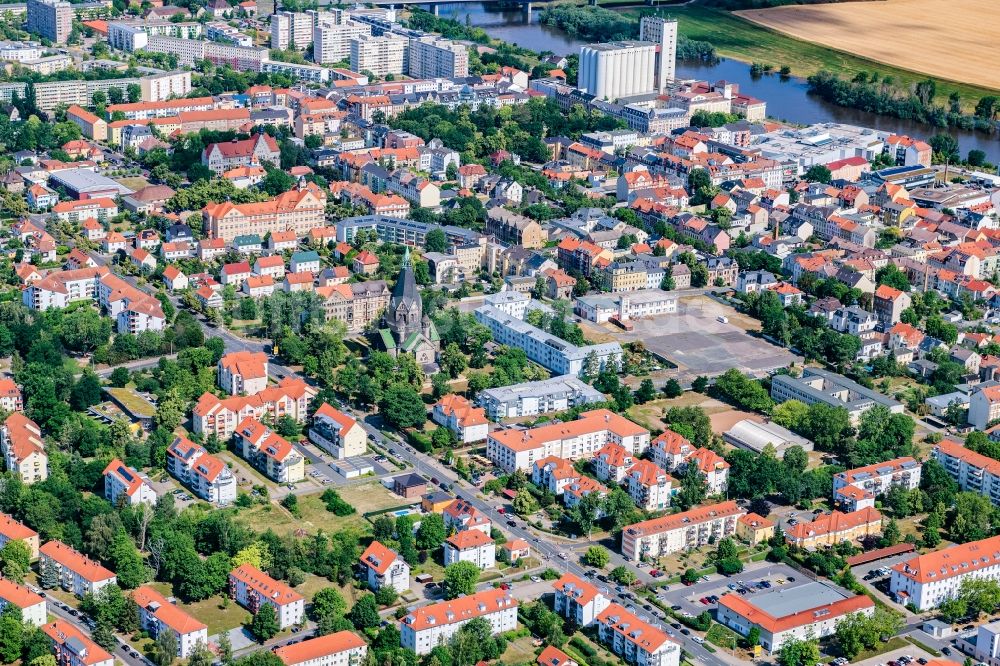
xmin=934 ymin=439 xmax=1000 ymax=506
xmin=26 ymin=0 xmax=71 ymax=44
xmin=275 ymin=632 xmax=368 ymax=666
xmin=0 ymin=579 xmax=45 ymax=626
xmin=103 ymin=459 xmax=157 ymax=507
xmin=408 ymin=36 xmax=468 ymax=79
xmin=487 ymin=408 xmax=649 ymax=474
xmin=202 ymin=183 xmax=326 ymax=242
xmin=66 ymin=105 xmax=108 ymax=141
xmin=553 ymin=573 xmax=611 ymax=626
xmin=832 ymin=456 xmax=921 ymax=512
xmin=784 ymin=507 xmax=883 ymax=549
xmin=166 ymin=435 xmax=237 ymax=505
xmin=890 ymin=534 xmax=1000 ymax=610
xmin=132 ymin=586 xmax=208 ymax=658
xmin=229 ymin=564 xmax=305 ymax=629
xmin=771 ymin=367 xmax=904 ymax=425
xmin=478 ymin=375 xmax=605 ymax=421
xmin=271 ymin=11 xmax=314 ymax=50
xmin=350 ymin=34 xmax=406 ymax=77
xmin=309 ymin=403 xmax=367 ymax=459
xmin=621 ymin=501 xmax=745 ymax=561
xmin=443 ymin=530 xmax=495 ymax=570
xmin=0 ymin=513 xmax=39 ymax=560
xmin=39 ymin=540 xmax=116 ymax=598
xmin=596 ymin=603 xmax=681 ymax=666
xmin=1 ymin=413 xmax=47 ymax=485
xmin=217 ymin=350 xmax=269 ymax=396
xmin=42 ymin=620 xmax=113 ymax=666
xmin=232 ymin=417 xmax=306 ymax=484
xmin=140 ymin=70 xmax=192 ymax=102
xmin=359 ymin=541 xmax=409 ymax=594
xmin=192 ymin=377 xmax=315 ymax=439
xmin=400 ymin=588 xmax=517 ymax=655
xmin=314 ymin=20 xmax=370 ymax=65
xmin=432 ymin=394 xmax=488 ymax=444
xmin=625 ymin=460 xmax=675 ymax=512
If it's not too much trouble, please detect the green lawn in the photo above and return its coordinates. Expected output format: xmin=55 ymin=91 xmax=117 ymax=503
xmin=617 ymin=5 xmax=1000 ymax=107
xmin=147 ymin=582 xmax=249 ymax=636
xmin=500 ymin=635 xmax=540 ymax=665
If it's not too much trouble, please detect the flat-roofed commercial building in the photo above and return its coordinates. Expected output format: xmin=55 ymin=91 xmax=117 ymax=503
xmin=478 ymin=375 xmax=605 ymax=421
xmin=621 ymin=501 xmax=745 ymax=561
xmin=717 ymin=581 xmax=874 ymax=652
xmin=770 ymin=367 xmax=904 ymax=425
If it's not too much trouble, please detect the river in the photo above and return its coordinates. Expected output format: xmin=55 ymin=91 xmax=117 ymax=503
xmin=431 ymin=2 xmax=1000 ymax=163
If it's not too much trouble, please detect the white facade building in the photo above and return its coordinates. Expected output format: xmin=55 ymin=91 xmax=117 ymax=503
xmin=553 ymin=573 xmax=611 ymax=626
xmin=443 ymin=530 xmax=495 ymax=569
xmin=0 ymin=579 xmax=45 ymax=627
xmin=638 ymin=17 xmax=677 ymax=93
xmin=313 ymin=20 xmax=370 ymax=65
xmin=400 ymin=588 xmax=517 ymax=655
xmin=478 ymin=375 xmax=605 ymax=421
xmin=166 ymin=435 xmax=237 ymax=505
xmin=889 ymin=534 xmax=1000 ymax=610
xmin=271 ymin=11 xmax=314 ymax=50
xmin=133 ymin=586 xmax=208 ymax=658
xmin=359 ymin=541 xmax=410 ymax=594
xmin=350 ymin=35 xmax=406 ymax=77
xmin=621 ymin=501 xmax=745 ymax=561
xmin=596 ymin=603 xmax=681 ymax=666
xmin=103 ymin=459 xmax=157 ymax=507
xmin=275 ymin=631 xmax=368 ymax=666
xmin=579 ymin=41 xmax=656 ymax=101
xmin=39 ymin=540 xmax=116 ymax=598
xmin=229 ymin=564 xmax=305 ymax=629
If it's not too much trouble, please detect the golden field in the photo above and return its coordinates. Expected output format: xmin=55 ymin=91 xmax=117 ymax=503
xmin=734 ymin=0 xmax=1000 ymax=91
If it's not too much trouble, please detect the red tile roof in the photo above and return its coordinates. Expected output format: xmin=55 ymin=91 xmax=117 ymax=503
xmin=359 ymin=541 xmax=401 ymax=576
xmin=275 ymin=631 xmax=366 ymax=666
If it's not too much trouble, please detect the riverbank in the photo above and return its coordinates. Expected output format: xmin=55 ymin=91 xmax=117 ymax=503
xmin=597 ymin=4 xmax=1000 ymax=112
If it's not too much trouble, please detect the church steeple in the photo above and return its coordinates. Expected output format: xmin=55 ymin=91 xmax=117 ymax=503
xmin=387 ymin=245 xmax=421 ymax=341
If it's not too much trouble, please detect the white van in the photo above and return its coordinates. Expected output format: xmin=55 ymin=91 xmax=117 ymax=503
xmin=717 ymin=315 xmax=729 ymax=324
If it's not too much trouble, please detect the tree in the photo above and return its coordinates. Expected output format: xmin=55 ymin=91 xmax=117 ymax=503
xmin=635 ymin=379 xmax=657 ymax=404
xmin=444 ymin=561 xmax=481 ymax=599
xmin=692 ymin=376 xmax=709 ymax=393
xmin=111 ymin=530 xmax=149 ymax=589
xmin=347 ymin=594 xmax=380 ymax=630
xmin=249 ymin=604 xmax=279 ymax=641
xmin=663 ymin=379 xmax=683 ymax=399
xmin=778 ymin=638 xmax=821 ymax=666
xmin=675 ymin=465 xmax=707 ymax=510
xmin=38 ymin=558 xmax=59 ymax=589
xmin=512 ymin=490 xmax=539 ymax=517
xmin=0 ymin=605 xmax=23 ymax=663
xmin=416 ymin=513 xmax=446 ymax=551
xmin=929 ymin=133 xmax=959 ymax=163
xmin=0 ymin=540 xmax=30 ymax=583
xmin=583 ymin=546 xmax=610 ymax=568
xmin=881 ymin=518 xmax=900 ymax=547
xmin=150 ymin=628 xmax=177 ymax=666
xmin=680 ymin=569 xmax=699 ymax=585
xmin=747 ymin=626 xmax=761 ymax=647
xmin=804 ymin=165 xmax=832 ymax=183
xmin=379 ymin=384 xmax=427 ymax=430
xmin=609 ymin=566 xmax=637 ymax=586
xmin=440 ymin=343 xmax=467 ymax=378
xmin=217 ymin=632 xmax=233 ymax=666
xmin=425 ymin=228 xmax=448 ymax=253
xmin=311 ymin=588 xmax=347 ymax=622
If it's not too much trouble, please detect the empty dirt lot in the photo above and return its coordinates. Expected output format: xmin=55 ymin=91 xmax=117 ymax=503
xmin=735 ymin=0 xmax=1000 ymax=90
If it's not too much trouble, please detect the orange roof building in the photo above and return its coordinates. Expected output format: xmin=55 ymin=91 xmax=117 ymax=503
xmin=596 ymin=603 xmax=680 ymax=664
xmin=0 ymin=513 xmax=38 ymax=560
xmin=553 ymin=573 xmax=611 ymax=626
xmin=400 ymin=588 xmax=518 ymax=655
xmin=203 ymin=183 xmax=326 ymax=242
xmin=717 ymin=582 xmax=874 ymax=651
xmin=432 ymin=394 xmax=488 ymax=444
xmin=0 ymin=413 xmax=47 ymax=485
xmin=359 ymin=541 xmax=410 ymax=593
xmin=784 ymin=507 xmax=883 ymax=549
xmin=42 ymin=620 xmax=114 ymax=666
xmin=622 ymin=501 xmax=745 ymax=561
xmin=232 ymin=417 xmax=305 ymax=484
xmin=443 ymin=529 xmax=495 ymax=570
xmin=166 ymin=435 xmax=237 ymax=506
xmin=229 ymin=563 xmax=305 ymax=629
xmin=103 ymin=459 xmax=157 ymax=507
xmin=39 ymin=540 xmax=116 ymax=597
xmin=890 ymin=533 xmax=1000 ymax=610
xmin=276 ymin=631 xmax=367 ymax=666
xmin=217 ymin=350 xmax=269 ymax=396
xmin=132 ymin=586 xmax=208 ymax=657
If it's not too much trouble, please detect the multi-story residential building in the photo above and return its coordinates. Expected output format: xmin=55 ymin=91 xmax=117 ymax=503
xmin=275 ymin=631 xmax=368 ymax=666
xmin=309 ymin=403 xmax=366 ymax=459
xmin=107 ymin=96 xmax=214 ymax=120
xmin=400 ymin=588 xmax=517 ymax=655
xmin=359 ymin=541 xmax=410 ymax=594
xmin=26 ymin=0 xmax=71 ymax=43
xmin=594 ymin=442 xmax=636 ymax=485
xmin=0 ymin=40 xmax=43 ymax=61
xmin=736 ymin=513 xmax=775 ymax=546
xmin=625 ymin=460 xmax=676 ymax=511
xmin=478 ymin=375 xmax=604 ymax=422
xmin=0 ymin=513 xmax=39 ymax=560
xmin=203 ymin=134 xmax=281 ymax=174
xmin=103 ymin=459 xmax=157 ymax=507
xmin=52 ymin=198 xmax=119 ymax=224
xmin=718 ymin=582 xmax=874 ymax=652
xmin=596 ymin=603 xmax=681 ymax=666
xmin=532 ymin=456 xmax=580 ymax=496
xmin=218 ymin=351 xmax=269 ymax=396
xmin=192 ymin=378 xmax=315 ymax=439
xmin=784 ymin=507 xmax=883 ymax=549
xmin=39 ymin=541 xmax=116 ymax=597
xmin=166 ymin=435 xmax=237 ymax=505
xmin=350 ymin=35 xmax=406 ymax=77
xmin=233 ymin=417 xmax=305 ymax=484
xmin=0 ymin=579 xmax=45 ymax=626
xmin=553 ymin=573 xmax=611 ymax=626
xmin=933 ymin=439 xmax=1000 ymax=505
xmin=140 ymin=70 xmax=192 ymax=102
xmin=443 ymin=529 xmax=495 ymax=569
xmin=873 ymin=284 xmax=911 ymax=327
xmin=487 ymin=408 xmax=649 ymax=474
xmin=42 ymin=620 xmax=114 ymax=666
xmin=442 ymin=499 xmax=491 ymax=535
xmin=484 ymin=208 xmax=546 ymax=249
xmin=314 ymin=20 xmax=370 ymax=64
xmin=202 ymin=182 xmax=326 ymax=242
xmin=408 ymin=36 xmax=468 ymax=78
xmin=132 ymin=586 xmax=208 ymax=658
xmin=66 ymin=105 xmax=108 ymax=142
xmin=475 ymin=305 xmax=623 ymax=379
xmin=432 ymin=395 xmax=488 ymax=444
xmin=229 ymin=564 xmax=305 ymax=629
xmin=1 ymin=413 xmax=47 ymax=485
xmin=832 ymin=457 xmax=921 ymax=511
xmin=969 ymin=385 xmax=1000 ymax=430
xmin=771 ymin=367 xmax=905 ymax=425
xmin=621 ymin=501 xmax=745 ymax=561
xmin=270 ymin=11 xmax=314 ymax=50
xmin=889 ymin=534 xmax=1000 ymax=610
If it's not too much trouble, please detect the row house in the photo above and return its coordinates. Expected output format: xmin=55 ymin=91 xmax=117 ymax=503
xmin=191 ymin=377 xmax=315 ymax=439
xmin=229 ymin=563 xmax=305 ymax=629
xmin=166 ymin=435 xmax=237 ymax=505
xmin=487 ymin=409 xmax=650 ymax=474
xmin=39 ymin=540 xmax=116 ymax=598
xmin=232 ymin=417 xmax=305 ymax=484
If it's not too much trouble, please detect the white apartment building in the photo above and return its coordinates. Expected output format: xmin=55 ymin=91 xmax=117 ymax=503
xmin=275 ymin=631 xmax=368 ymax=666
xmin=132 ymin=586 xmax=208 ymax=658
xmin=889 ymin=534 xmax=1000 ymax=610
xmin=313 ymin=20 xmax=370 ymax=65
xmin=478 ymin=375 xmax=605 ymax=421
xmin=233 ymin=417 xmax=306 ymax=484
xmin=0 ymin=41 xmax=42 ymax=61
xmin=432 ymin=394 xmax=488 ymax=444
xmin=579 ymin=42 xmax=656 ymax=101
xmin=487 ymin=408 xmax=649 ymax=474
xmin=309 ymin=402 xmax=367 ymax=459
xmin=832 ymin=456 xmax=921 ymax=511
xmin=103 ymin=459 xmax=157 ymax=507
xmin=1 ymin=413 xmax=47 ymax=485
xmin=0 ymin=579 xmax=45 ymax=626
xmin=443 ymin=530 xmax=495 ymax=570
xmin=359 ymin=541 xmax=410 ymax=594
xmin=596 ymin=603 xmax=681 ymax=666
xmin=933 ymin=439 xmax=1000 ymax=506
xmin=969 ymin=385 xmax=1000 ymax=430
xmin=140 ymin=70 xmax=192 ymax=102
xmin=192 ymin=378 xmax=315 ymax=439
xmin=532 ymin=456 xmax=580 ymax=496
xmin=43 ymin=620 xmax=113 ymax=666
xmin=442 ymin=499 xmax=492 ymax=535
xmin=621 ymin=501 xmax=745 ymax=561
xmin=271 ymin=11 xmax=314 ymax=50
xmin=166 ymin=435 xmax=237 ymax=505
xmin=625 ymin=460 xmax=674 ymax=512
xmin=350 ymin=34 xmax=406 ymax=77
xmin=718 ymin=582 xmax=875 ymax=652
xmin=594 ymin=442 xmax=636 ymax=485
xmin=229 ymin=564 xmax=305 ymax=629
xmin=217 ymin=351 xmax=269 ymax=396
xmin=407 ymin=36 xmax=468 ymax=79
xmin=400 ymin=588 xmax=517 ymax=655
xmin=553 ymin=573 xmax=611 ymax=626
xmin=39 ymin=540 xmax=117 ymax=598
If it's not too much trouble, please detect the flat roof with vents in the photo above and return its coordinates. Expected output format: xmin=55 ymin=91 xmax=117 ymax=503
xmin=750 ymin=581 xmax=849 ymax=618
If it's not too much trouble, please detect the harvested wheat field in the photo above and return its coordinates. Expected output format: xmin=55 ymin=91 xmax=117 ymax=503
xmin=735 ymin=0 xmax=1000 ymax=90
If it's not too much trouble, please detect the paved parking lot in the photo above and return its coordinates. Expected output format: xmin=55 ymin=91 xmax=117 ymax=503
xmin=850 ymin=643 xmax=940 ymax=666
xmin=655 ymin=561 xmax=810 ymax=618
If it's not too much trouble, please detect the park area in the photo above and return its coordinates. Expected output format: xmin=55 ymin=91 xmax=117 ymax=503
xmin=735 ymin=0 xmax=1000 ymax=90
